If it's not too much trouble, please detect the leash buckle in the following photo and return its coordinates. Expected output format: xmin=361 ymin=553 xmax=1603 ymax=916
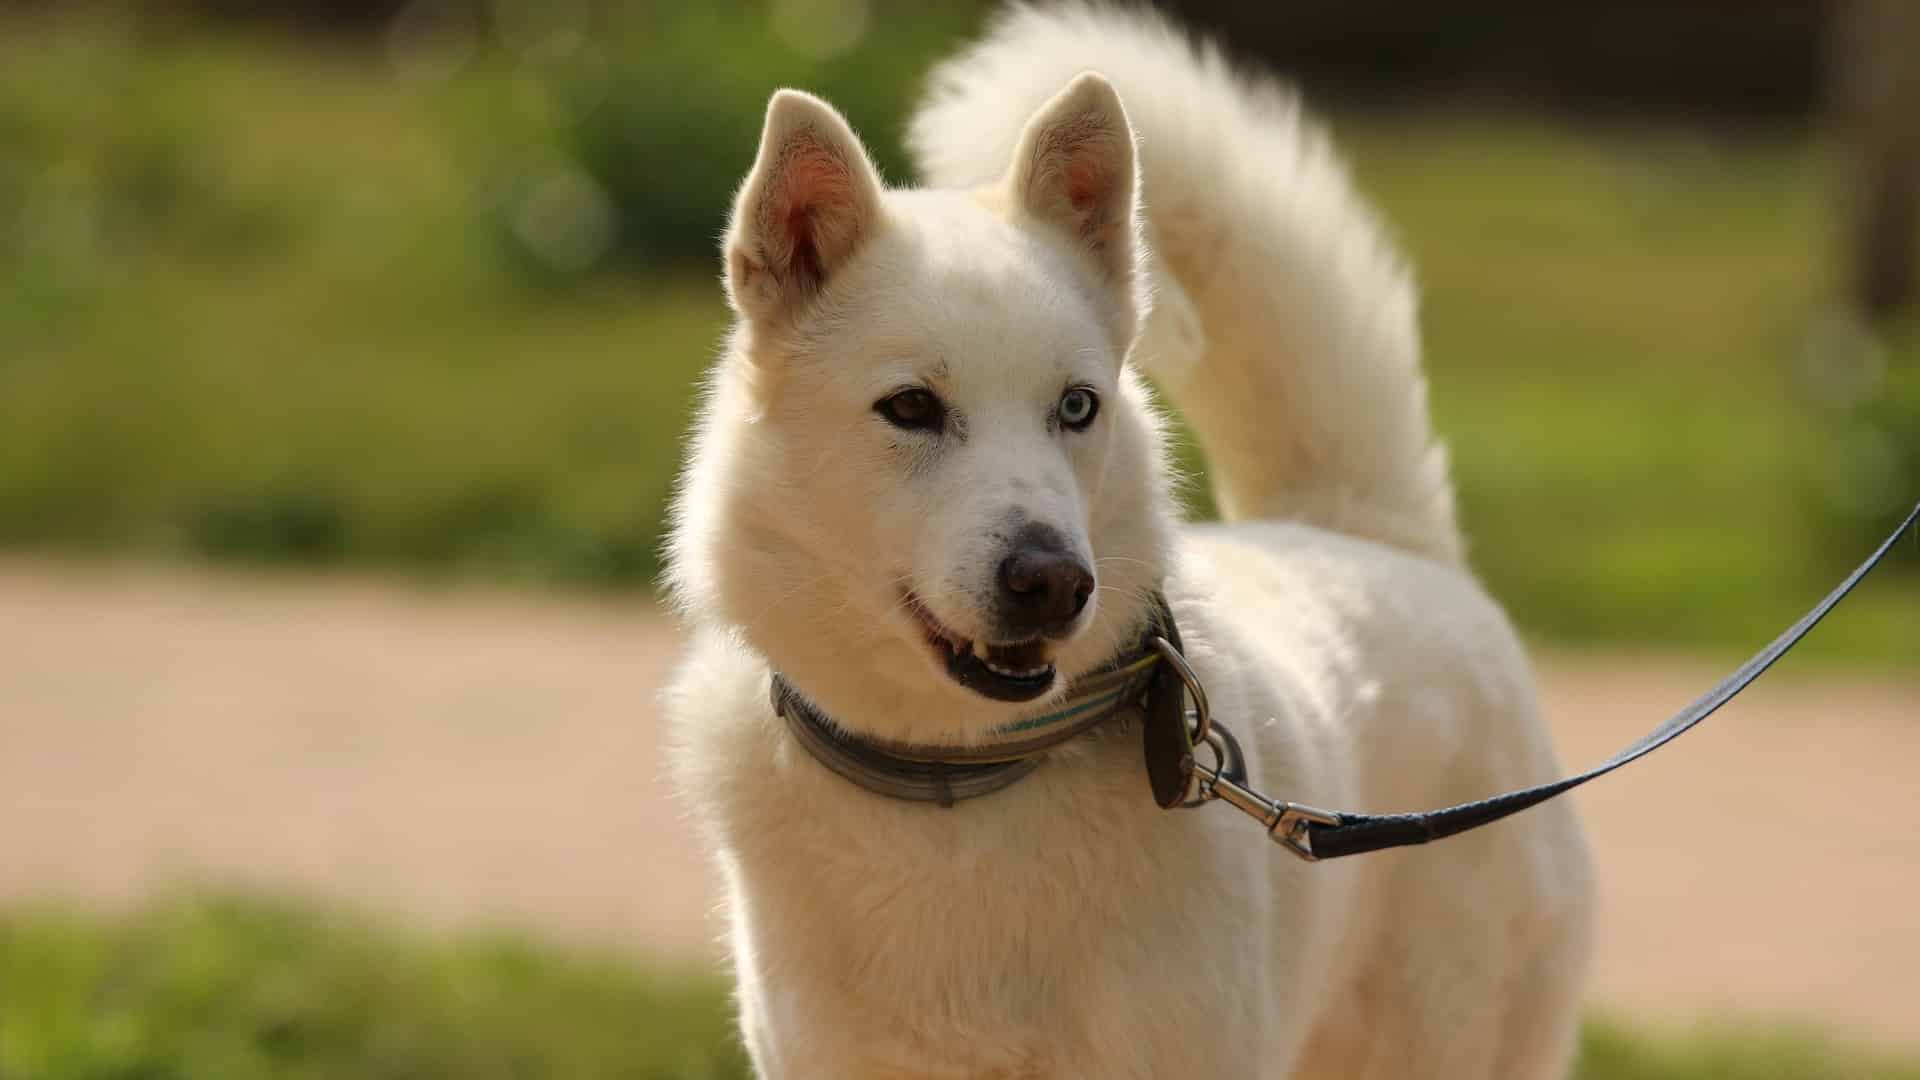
xmin=1271 ymin=801 xmax=1342 ymax=861
xmin=1151 ymin=632 xmax=1342 ymax=859
xmin=1189 ymin=722 xmax=1340 ymax=861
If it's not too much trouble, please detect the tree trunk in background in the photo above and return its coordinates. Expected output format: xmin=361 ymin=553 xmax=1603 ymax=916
xmin=1831 ymin=0 xmax=1920 ymax=322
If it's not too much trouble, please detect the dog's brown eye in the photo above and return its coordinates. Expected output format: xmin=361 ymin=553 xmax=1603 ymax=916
xmin=876 ymin=388 xmax=944 ymax=432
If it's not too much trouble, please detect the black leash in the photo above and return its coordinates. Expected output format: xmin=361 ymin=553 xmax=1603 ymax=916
xmin=1288 ymin=499 xmax=1920 ymax=859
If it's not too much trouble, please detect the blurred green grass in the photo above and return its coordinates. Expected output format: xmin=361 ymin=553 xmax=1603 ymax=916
xmin=2 ymin=896 xmax=1917 ymax=1080
xmin=0 ymin=898 xmax=748 ymax=1079
xmin=0 ymin=14 xmax=1913 ymax=663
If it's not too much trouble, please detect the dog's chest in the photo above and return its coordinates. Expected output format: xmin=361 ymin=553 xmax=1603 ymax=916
xmin=716 ymin=729 xmax=1257 ymax=1062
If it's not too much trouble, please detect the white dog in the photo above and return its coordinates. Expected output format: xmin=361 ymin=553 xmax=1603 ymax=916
xmin=666 ymin=5 xmax=1594 ymax=1076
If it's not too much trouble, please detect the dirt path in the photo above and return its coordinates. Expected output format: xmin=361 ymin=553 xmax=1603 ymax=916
xmin=2 ymin=562 xmax=1915 ymax=1046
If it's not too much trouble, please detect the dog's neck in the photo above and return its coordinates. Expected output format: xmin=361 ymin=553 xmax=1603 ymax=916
xmin=768 ymin=599 xmax=1173 ymax=805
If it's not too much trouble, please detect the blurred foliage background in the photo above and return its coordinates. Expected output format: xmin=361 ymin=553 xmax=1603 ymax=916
xmin=1 ymin=0 xmax=1915 ymax=663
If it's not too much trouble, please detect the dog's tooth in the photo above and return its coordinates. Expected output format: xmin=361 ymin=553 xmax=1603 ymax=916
xmin=973 ymin=640 xmax=991 ymax=661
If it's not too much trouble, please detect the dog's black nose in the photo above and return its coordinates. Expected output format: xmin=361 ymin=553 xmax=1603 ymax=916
xmin=996 ymin=529 xmax=1094 ymax=636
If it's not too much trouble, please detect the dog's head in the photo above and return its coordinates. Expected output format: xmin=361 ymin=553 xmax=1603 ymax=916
xmin=672 ymin=75 xmax=1171 ymax=737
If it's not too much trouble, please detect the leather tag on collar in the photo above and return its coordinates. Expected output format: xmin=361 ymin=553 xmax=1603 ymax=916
xmin=1141 ymin=637 xmax=1194 ymax=809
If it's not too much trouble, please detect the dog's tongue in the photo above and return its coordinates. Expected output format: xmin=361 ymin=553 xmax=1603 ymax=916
xmin=987 ymin=639 xmax=1049 ymax=668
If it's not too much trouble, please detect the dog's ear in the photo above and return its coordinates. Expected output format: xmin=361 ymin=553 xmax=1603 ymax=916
xmin=724 ymin=90 xmax=884 ymax=322
xmin=1007 ymin=73 xmax=1139 ymax=287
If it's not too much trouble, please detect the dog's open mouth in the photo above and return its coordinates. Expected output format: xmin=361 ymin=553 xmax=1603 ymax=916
xmin=905 ymin=593 xmax=1057 ymax=702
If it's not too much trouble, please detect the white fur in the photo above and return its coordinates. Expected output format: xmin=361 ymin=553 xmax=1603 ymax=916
xmin=667 ymin=5 xmax=1594 ymax=1076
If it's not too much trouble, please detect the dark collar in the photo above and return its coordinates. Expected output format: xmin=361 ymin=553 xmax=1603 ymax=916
xmin=771 ymin=596 xmax=1178 ymax=807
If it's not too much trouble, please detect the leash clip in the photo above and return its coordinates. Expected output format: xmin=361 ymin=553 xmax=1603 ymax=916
xmin=1188 ymin=723 xmax=1340 ymax=860
xmin=1155 ymin=636 xmax=1341 ymax=861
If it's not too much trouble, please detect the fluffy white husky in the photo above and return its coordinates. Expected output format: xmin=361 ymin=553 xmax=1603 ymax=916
xmin=666 ymin=5 xmax=1594 ymax=1076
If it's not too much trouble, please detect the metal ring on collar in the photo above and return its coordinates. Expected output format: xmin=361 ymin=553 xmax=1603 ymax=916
xmin=1150 ymin=635 xmax=1211 ymax=746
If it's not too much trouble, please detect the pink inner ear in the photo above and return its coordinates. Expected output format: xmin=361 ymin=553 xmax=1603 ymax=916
xmin=773 ymin=138 xmax=856 ymax=289
xmin=781 ymin=203 xmax=822 ymax=288
xmin=1063 ymin=144 xmax=1114 ymax=216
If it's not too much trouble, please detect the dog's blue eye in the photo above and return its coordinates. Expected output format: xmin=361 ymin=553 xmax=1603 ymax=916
xmin=876 ymin=388 xmax=944 ymax=432
xmin=1058 ymin=387 xmax=1099 ymax=431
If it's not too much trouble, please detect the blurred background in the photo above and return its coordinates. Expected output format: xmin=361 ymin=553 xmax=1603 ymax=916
xmin=0 ymin=1 xmax=1915 ymax=1077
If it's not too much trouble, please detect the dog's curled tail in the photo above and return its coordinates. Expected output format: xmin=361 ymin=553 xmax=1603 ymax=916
xmin=911 ymin=3 xmax=1463 ymax=565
